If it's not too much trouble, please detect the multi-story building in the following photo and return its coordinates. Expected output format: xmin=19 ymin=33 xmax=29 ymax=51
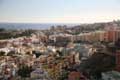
xmin=74 ymin=27 xmax=120 ymax=43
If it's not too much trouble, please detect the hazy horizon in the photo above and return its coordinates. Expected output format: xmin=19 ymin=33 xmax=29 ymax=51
xmin=0 ymin=23 xmax=81 ymax=30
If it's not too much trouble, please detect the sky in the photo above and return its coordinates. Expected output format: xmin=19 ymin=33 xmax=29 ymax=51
xmin=0 ymin=0 xmax=120 ymax=23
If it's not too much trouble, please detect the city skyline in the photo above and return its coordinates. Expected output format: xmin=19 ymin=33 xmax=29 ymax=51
xmin=0 ymin=0 xmax=120 ymax=23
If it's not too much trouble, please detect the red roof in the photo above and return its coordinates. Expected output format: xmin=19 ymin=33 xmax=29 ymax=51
xmin=68 ymin=71 xmax=87 ymax=80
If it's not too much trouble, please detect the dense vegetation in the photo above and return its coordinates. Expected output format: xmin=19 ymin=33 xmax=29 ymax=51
xmin=78 ymin=39 xmax=120 ymax=79
xmin=0 ymin=28 xmax=36 ymax=40
xmin=18 ymin=65 xmax=33 ymax=79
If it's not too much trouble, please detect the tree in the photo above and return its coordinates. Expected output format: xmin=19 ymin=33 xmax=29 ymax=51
xmin=0 ymin=28 xmax=5 ymax=32
xmin=79 ymin=52 xmax=115 ymax=79
xmin=32 ymin=50 xmax=42 ymax=58
xmin=0 ymin=51 xmax=5 ymax=56
xmin=56 ymin=50 xmax=63 ymax=56
xmin=7 ymin=51 xmax=16 ymax=56
xmin=18 ymin=65 xmax=33 ymax=80
xmin=58 ymin=70 xmax=69 ymax=80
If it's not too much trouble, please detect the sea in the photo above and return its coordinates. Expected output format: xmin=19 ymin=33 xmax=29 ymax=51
xmin=0 ymin=23 xmax=80 ymax=30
